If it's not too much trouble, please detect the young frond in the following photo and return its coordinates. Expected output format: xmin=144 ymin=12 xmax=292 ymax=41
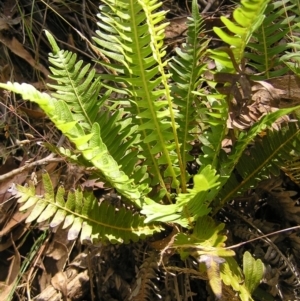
xmin=210 ymin=0 xmax=269 ymax=71
xmin=169 ymin=0 xmax=210 ymax=175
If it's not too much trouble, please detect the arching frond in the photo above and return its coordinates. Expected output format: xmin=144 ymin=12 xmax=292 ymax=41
xmin=13 ymin=172 xmax=161 ymax=244
xmin=210 ymin=0 xmax=270 ymax=70
xmin=214 ymin=122 xmax=300 ymax=211
xmin=0 ymin=81 xmax=144 ymax=207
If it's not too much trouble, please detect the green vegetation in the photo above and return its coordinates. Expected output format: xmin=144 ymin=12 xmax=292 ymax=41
xmin=1 ymin=0 xmax=300 ymax=299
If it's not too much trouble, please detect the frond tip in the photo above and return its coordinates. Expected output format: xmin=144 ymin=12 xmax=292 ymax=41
xmin=12 ymin=172 xmax=161 ymax=244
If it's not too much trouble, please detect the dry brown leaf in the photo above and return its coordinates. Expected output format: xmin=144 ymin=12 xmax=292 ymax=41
xmin=165 ymin=17 xmax=187 ymax=39
xmin=267 ymin=75 xmax=300 ymax=104
xmin=6 ymin=236 xmax=21 ymax=285
xmin=0 ymin=33 xmax=49 ymax=78
xmin=0 ymin=224 xmax=28 ymax=252
xmin=19 ymin=105 xmax=46 ymax=119
xmin=51 ymin=271 xmax=68 ymax=301
xmin=0 ymin=208 xmax=30 ymax=237
xmin=0 ymin=236 xmax=21 ymax=300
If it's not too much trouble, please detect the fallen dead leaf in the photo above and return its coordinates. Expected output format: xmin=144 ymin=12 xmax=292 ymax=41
xmin=51 ymin=271 xmax=68 ymax=301
xmin=0 ymin=236 xmax=21 ymax=300
xmin=267 ymin=75 xmax=300 ymax=104
xmin=0 ymin=32 xmax=49 ymax=78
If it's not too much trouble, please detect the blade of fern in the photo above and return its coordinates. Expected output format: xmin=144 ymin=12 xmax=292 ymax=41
xmin=86 ymin=196 xmax=161 ymax=244
xmin=63 ymin=189 xmax=76 ymax=229
xmin=13 ymin=182 xmax=35 ymax=203
xmin=68 ymin=217 xmax=83 ymax=240
xmin=221 ymin=257 xmax=255 ymax=301
xmin=42 ymin=171 xmax=55 ymax=201
xmin=220 ymin=106 xmax=300 ymax=178
xmin=45 ymin=31 xmax=101 ymax=128
xmin=142 ymin=165 xmax=220 ymax=226
xmin=15 ymin=177 xmax=161 ymax=244
xmin=214 ymin=123 xmax=300 ymax=212
xmin=173 ymin=216 xmax=232 ymax=252
xmin=19 ymin=196 xmax=39 ymax=210
xmin=92 ymin=103 xmax=146 ymax=188
xmin=281 ymin=35 xmax=300 ymax=75
xmin=210 ymin=0 xmax=270 ymax=70
xmin=37 ymin=203 xmax=58 ymax=223
xmin=169 ymin=0 xmax=210 ymax=181
xmin=138 ymin=0 xmax=186 ymax=189
xmin=196 ymin=94 xmax=228 ymax=170
xmin=26 ymin=199 xmax=48 ymax=223
xmin=46 ymin=31 xmax=145 ymax=193
xmin=0 ymin=82 xmax=145 ymax=208
xmin=244 ymin=1 xmax=294 ymax=79
xmin=94 ymin=0 xmax=183 ymax=193
xmin=82 ymin=122 xmax=143 ymax=206
xmin=49 ymin=185 xmax=67 ymax=227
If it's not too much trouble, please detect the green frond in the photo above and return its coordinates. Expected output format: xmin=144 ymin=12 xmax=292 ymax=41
xmin=196 ymin=94 xmax=228 ymax=170
xmin=210 ymin=0 xmax=270 ymax=71
xmin=168 ymin=0 xmax=210 ymax=174
xmin=173 ymin=217 xmax=247 ymax=300
xmin=93 ymin=0 xmax=184 ymax=193
xmin=221 ymin=257 xmax=255 ymax=301
xmin=245 ymin=0 xmax=294 ymax=79
xmin=281 ymin=33 xmax=300 ymax=75
xmin=0 ymin=81 xmax=144 ymax=207
xmin=214 ymin=122 xmax=300 ymax=211
xmin=13 ymin=172 xmax=161 ymax=244
xmin=45 ymin=31 xmax=103 ymax=129
xmin=142 ymin=165 xmax=220 ymax=226
xmin=243 ymin=251 xmax=264 ymax=294
xmin=46 ymin=31 xmax=148 ymax=190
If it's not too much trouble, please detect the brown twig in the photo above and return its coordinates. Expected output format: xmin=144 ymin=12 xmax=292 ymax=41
xmin=0 ymin=155 xmax=65 ymax=182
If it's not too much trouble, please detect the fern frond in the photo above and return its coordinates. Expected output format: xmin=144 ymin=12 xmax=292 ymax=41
xmin=245 ymin=0 xmax=295 ymax=79
xmin=215 ymin=122 xmax=300 ymax=211
xmin=210 ymin=0 xmax=270 ymax=70
xmin=0 ymin=81 xmax=144 ymax=207
xmin=173 ymin=217 xmax=253 ymax=300
xmin=281 ymin=156 xmax=300 ymax=186
xmin=129 ymin=251 xmax=159 ymax=301
xmin=46 ymin=31 xmax=150 ymax=193
xmin=281 ymin=33 xmax=300 ymax=75
xmin=142 ymin=165 xmax=220 ymax=226
xmin=13 ymin=172 xmax=161 ymax=244
xmin=46 ymin=31 xmax=101 ymax=129
xmin=168 ymin=0 xmax=209 ymax=174
xmin=221 ymin=257 xmax=255 ymax=301
xmin=196 ymin=94 xmax=228 ymax=170
xmin=93 ymin=0 xmax=184 ymax=193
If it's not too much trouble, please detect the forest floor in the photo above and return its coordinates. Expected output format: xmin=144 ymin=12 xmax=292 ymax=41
xmin=0 ymin=0 xmax=300 ymax=300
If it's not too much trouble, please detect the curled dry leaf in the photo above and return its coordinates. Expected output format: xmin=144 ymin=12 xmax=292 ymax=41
xmin=228 ymin=80 xmax=290 ymax=130
xmin=51 ymin=271 xmax=68 ymax=301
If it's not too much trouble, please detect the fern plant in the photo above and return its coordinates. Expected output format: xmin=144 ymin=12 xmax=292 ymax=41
xmin=1 ymin=0 xmax=300 ymax=299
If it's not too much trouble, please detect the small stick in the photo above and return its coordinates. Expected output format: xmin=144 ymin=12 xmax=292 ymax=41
xmin=0 ymin=155 xmax=64 ymax=182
